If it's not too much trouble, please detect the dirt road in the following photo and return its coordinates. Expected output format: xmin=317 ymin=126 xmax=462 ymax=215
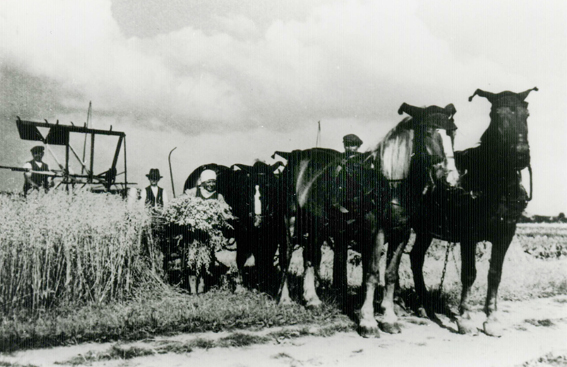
xmin=3 ymin=296 xmax=567 ymax=367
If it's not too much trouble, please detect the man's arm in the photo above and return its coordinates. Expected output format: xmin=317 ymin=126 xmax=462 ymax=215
xmin=22 ymin=162 xmax=40 ymax=189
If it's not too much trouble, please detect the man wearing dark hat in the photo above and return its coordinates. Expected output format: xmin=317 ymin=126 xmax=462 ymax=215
xmin=333 ymin=134 xmax=365 ymax=213
xmin=23 ymin=145 xmax=53 ymax=196
xmin=140 ymin=168 xmax=169 ymax=211
xmin=342 ymin=134 xmax=363 ymax=159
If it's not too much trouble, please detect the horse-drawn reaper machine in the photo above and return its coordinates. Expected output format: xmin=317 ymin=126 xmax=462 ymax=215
xmin=1 ymin=117 xmax=135 ymax=196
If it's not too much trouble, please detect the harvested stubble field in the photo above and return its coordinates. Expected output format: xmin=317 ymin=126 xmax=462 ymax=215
xmin=0 ymin=191 xmax=566 ymax=356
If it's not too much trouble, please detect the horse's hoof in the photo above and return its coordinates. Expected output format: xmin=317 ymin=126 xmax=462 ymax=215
xmin=416 ymin=306 xmax=428 ymax=319
xmin=483 ymin=320 xmax=503 ymax=337
xmin=456 ymin=317 xmax=478 ymax=335
xmin=305 ymin=300 xmax=323 ymax=310
xmin=278 ymin=297 xmax=295 ymax=307
xmin=358 ymin=324 xmax=380 ymax=338
xmin=394 ymin=304 xmax=408 ymax=317
xmin=379 ymin=321 xmax=402 ymax=334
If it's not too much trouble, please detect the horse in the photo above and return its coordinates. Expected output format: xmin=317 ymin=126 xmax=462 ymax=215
xmin=183 ymin=161 xmax=286 ymax=293
xmin=409 ymin=87 xmax=538 ymax=337
xmin=275 ymin=103 xmax=459 ymax=337
xmin=273 ymin=148 xmax=377 ymax=308
xmin=358 ymin=102 xmax=460 ymax=336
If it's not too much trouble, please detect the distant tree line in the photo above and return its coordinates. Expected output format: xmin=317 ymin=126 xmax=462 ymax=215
xmin=519 ymin=212 xmax=567 ymax=223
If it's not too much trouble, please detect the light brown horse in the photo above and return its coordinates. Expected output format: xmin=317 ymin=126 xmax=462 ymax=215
xmin=358 ymin=102 xmax=460 ymax=336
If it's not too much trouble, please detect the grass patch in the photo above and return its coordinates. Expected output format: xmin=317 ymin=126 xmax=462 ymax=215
xmin=520 ymin=352 xmax=567 ymax=366
xmin=217 ymin=333 xmax=270 ymax=348
xmin=57 ymin=322 xmax=353 ymax=365
xmin=56 ymin=344 xmax=157 ymax=366
xmin=272 ymin=353 xmax=293 ymax=359
xmin=524 ymin=319 xmax=555 ymax=327
xmin=0 ymin=362 xmax=40 ymax=367
xmin=0 ymin=284 xmax=353 ymax=353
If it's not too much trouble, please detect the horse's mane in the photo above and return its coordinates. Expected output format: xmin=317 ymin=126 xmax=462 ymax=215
xmin=371 ymin=118 xmax=414 ymax=181
xmin=479 ymin=117 xmax=500 ymax=147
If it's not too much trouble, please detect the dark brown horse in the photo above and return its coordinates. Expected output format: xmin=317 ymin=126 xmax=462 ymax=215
xmin=273 ymin=148 xmax=370 ymax=307
xmin=359 ymin=103 xmax=460 ymax=336
xmin=410 ymin=87 xmax=537 ymax=336
xmin=183 ymin=161 xmax=286 ymax=293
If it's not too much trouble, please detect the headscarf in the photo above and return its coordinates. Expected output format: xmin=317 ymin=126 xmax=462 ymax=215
xmin=200 ymin=169 xmax=216 ymax=182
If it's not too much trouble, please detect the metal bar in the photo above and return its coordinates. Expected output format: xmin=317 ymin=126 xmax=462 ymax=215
xmin=81 ymin=102 xmax=92 ymax=174
xmin=528 ymin=165 xmax=533 ymax=201
xmin=17 ymin=119 xmax=125 ymax=137
xmin=111 ymin=135 xmax=123 ymax=174
xmin=65 ymin=142 xmax=70 ymax=191
xmin=123 ymin=137 xmax=128 ymax=199
xmin=89 ymin=134 xmax=95 ymax=183
xmin=68 ymin=144 xmax=92 ymax=175
xmin=169 ymin=147 xmax=177 ymax=198
xmin=0 ymin=165 xmax=60 ymax=176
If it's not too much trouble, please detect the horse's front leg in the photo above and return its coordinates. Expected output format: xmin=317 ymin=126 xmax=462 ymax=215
xmin=483 ymin=229 xmax=514 ymax=337
xmin=332 ymin=222 xmax=348 ymax=300
xmin=278 ymin=214 xmax=295 ymax=305
xmin=234 ymin=228 xmax=251 ymax=292
xmin=380 ymin=227 xmax=410 ymax=334
xmin=358 ymin=220 xmax=383 ymax=338
xmin=456 ymin=240 xmax=478 ymax=334
xmin=303 ymin=226 xmax=323 ymax=309
xmin=410 ymin=232 xmax=434 ymax=318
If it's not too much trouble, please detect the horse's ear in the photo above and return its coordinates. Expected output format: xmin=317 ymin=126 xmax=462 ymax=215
xmin=273 ymin=151 xmax=291 ymax=160
xmin=398 ymin=103 xmax=422 ymax=117
xmin=468 ymin=89 xmax=496 ymax=102
xmin=517 ymin=87 xmax=538 ymax=101
xmin=444 ymin=103 xmax=457 ymax=116
xmin=232 ymin=164 xmax=251 ymax=173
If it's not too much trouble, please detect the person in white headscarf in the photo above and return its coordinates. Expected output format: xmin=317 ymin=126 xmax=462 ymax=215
xmin=184 ymin=169 xmax=227 ymax=204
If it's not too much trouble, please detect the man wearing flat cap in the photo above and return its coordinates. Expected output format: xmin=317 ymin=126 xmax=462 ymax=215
xmin=342 ymin=134 xmax=363 ymax=158
xmin=23 ymin=145 xmax=53 ymax=196
xmin=140 ymin=168 xmax=169 ymax=211
xmin=333 ymin=134 xmax=365 ymax=213
xmin=184 ymin=169 xmax=227 ymax=204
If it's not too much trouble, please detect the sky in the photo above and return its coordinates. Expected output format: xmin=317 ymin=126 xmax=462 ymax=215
xmin=0 ymin=0 xmax=565 ymax=215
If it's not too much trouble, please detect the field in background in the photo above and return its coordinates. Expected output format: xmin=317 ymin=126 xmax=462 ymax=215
xmin=286 ymin=223 xmax=567 ymax=308
xmin=0 ymin=192 xmax=565 ymax=352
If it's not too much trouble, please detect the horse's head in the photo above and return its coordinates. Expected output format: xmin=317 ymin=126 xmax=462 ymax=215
xmin=397 ymin=102 xmax=460 ymax=187
xmin=470 ymin=87 xmax=537 ymax=171
xmin=232 ymin=161 xmax=283 ymax=228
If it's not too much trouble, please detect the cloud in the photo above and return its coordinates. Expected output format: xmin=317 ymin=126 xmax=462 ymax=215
xmin=0 ymin=0 xmax=565 ymax=214
xmin=1 ymin=0 xmax=531 ymax=135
